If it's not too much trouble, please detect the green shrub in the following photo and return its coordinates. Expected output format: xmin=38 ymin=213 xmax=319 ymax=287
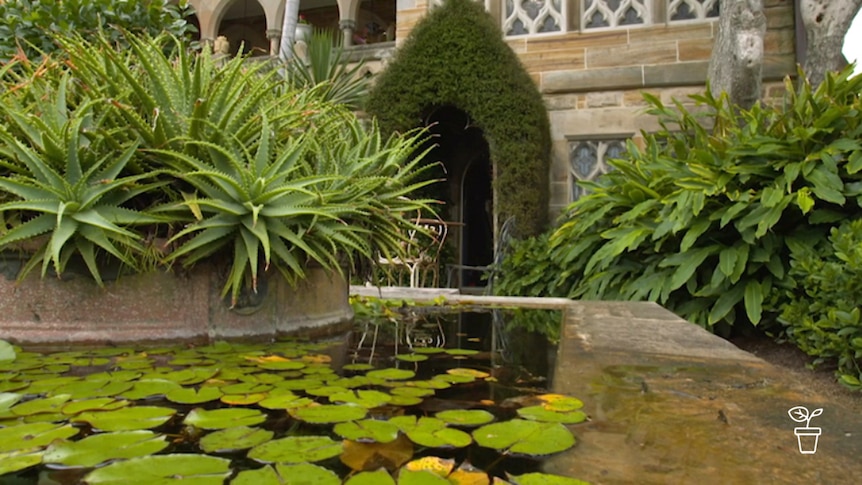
xmin=366 ymin=0 xmax=551 ymax=237
xmin=497 ymin=66 xmax=862 ymax=332
xmin=780 ymin=219 xmax=862 ymax=390
xmin=0 ymin=0 xmax=195 ymax=64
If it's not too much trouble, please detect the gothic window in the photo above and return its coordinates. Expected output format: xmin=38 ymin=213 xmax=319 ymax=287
xmin=668 ymin=0 xmax=719 ymax=22
xmin=582 ymin=0 xmax=650 ymax=29
xmin=569 ymin=139 xmax=628 ymax=201
xmin=504 ymin=0 xmax=565 ymax=36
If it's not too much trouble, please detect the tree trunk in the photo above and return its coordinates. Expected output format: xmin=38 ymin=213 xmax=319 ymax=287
xmin=279 ymin=0 xmax=301 ymax=61
xmin=707 ymin=0 xmax=767 ymax=110
xmin=799 ymin=0 xmax=862 ymax=87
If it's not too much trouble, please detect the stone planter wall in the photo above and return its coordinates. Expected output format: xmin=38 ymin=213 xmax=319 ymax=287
xmin=0 ymin=257 xmax=352 ymax=346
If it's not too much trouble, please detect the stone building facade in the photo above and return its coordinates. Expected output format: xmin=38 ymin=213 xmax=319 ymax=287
xmin=186 ymin=0 xmax=797 ymax=218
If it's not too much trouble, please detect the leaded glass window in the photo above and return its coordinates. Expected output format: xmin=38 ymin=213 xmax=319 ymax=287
xmin=569 ymin=139 xmax=628 ymax=201
xmin=582 ymin=0 xmax=650 ymax=29
xmin=504 ymin=0 xmax=565 ymax=36
xmin=668 ymin=0 xmax=719 ymax=22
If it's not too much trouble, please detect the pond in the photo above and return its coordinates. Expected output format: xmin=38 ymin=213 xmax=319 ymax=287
xmin=0 ymin=309 xmax=589 ymax=484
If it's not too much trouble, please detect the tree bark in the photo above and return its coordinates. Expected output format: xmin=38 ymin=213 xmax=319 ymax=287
xmin=707 ymin=0 xmax=767 ymax=110
xmin=279 ymin=0 xmax=301 ymax=61
xmin=799 ymin=0 xmax=862 ymax=87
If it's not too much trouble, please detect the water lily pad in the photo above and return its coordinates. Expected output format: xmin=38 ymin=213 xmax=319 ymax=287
xmin=404 ymin=456 xmax=454 ymax=476
xmin=62 ymin=398 xmax=129 ymax=415
xmin=345 ymin=469 xmax=397 ymax=485
xmin=84 ymin=453 xmax=231 ymax=484
xmin=448 ymin=461 xmax=490 ymax=485
xmin=340 ymin=435 xmax=414 ymax=472
xmin=446 ymin=368 xmax=489 ymax=379
xmin=343 ymin=363 xmax=375 ymax=371
xmin=390 ymin=416 xmax=472 ymax=449
xmin=43 ymin=430 xmax=169 ymax=467
xmin=411 ymin=347 xmax=445 ymax=355
xmin=12 ymin=394 xmax=72 ymax=416
xmin=444 ymin=349 xmax=478 ymax=356
xmin=258 ymin=392 xmax=314 ymax=410
xmin=221 ymin=393 xmax=267 ymax=405
xmin=334 ymin=419 xmax=400 ymax=443
xmin=199 ymin=426 xmax=274 ymax=453
xmin=274 ymin=378 xmax=325 ymax=391
xmin=0 ymin=422 xmax=78 ymax=453
xmin=435 ymin=409 xmax=495 ymax=427
xmin=433 ymin=374 xmax=475 ymax=384
xmin=329 ymin=390 xmax=392 ymax=408
xmin=51 ymin=380 xmax=134 ymax=399
xmin=508 ymin=472 xmax=590 ymax=485
xmin=0 ymin=392 xmax=22 ymax=411
xmin=306 ymin=385 xmax=350 ymax=397
xmin=257 ymin=360 xmax=307 ymax=371
xmin=121 ymin=379 xmax=183 ymax=400
xmin=536 ymin=394 xmax=584 ymax=412
xmin=240 ymin=373 xmax=285 ymax=384
xmin=0 ymin=380 xmax=28 ymax=393
xmin=473 ymin=420 xmax=575 ymax=456
xmin=232 ymin=463 xmax=341 ymax=485
xmin=301 ymin=364 xmax=335 ymax=375
xmin=249 ymin=436 xmax=343 ymax=464
xmin=184 ymin=407 xmax=266 ymax=430
xmin=366 ymin=368 xmax=415 ymax=381
xmin=22 ymin=376 xmax=81 ymax=394
xmin=85 ymin=370 xmax=143 ymax=383
xmin=0 ymin=341 xmax=16 ymax=362
xmin=516 ymin=405 xmax=588 ymax=424
xmin=290 ymin=404 xmax=367 ymax=424
xmin=165 ymin=386 xmax=224 ymax=404
xmin=220 ymin=382 xmax=273 ymax=394
xmin=388 ymin=395 xmax=423 ymax=406
xmin=0 ymin=449 xmax=43 ymax=475
xmin=397 ymin=469 xmax=450 ymax=485
xmin=74 ymin=406 xmax=176 ymax=431
xmin=327 ymin=376 xmax=372 ymax=389
xmin=390 ymin=386 xmax=435 ymax=398
xmin=396 ymin=354 xmax=428 ymax=362
xmin=406 ymin=380 xmax=451 ymax=390
xmin=152 ymin=368 xmax=220 ymax=385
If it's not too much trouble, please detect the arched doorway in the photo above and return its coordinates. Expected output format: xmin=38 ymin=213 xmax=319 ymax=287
xmin=425 ymin=106 xmax=493 ymax=290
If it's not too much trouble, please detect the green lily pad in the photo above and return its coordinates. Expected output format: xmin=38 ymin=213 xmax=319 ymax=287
xmin=165 ymin=386 xmax=224 ymax=404
xmin=406 ymin=380 xmax=451 ymax=390
xmin=290 ymin=404 xmax=367 ymax=424
xmin=306 ymin=385 xmax=350 ymax=397
xmin=435 ymin=409 xmax=495 ymax=427
xmin=390 ymin=386 xmax=435 ymax=398
xmin=327 ymin=376 xmax=372 ymax=389
xmin=329 ymin=390 xmax=392 ymax=408
xmin=72 ymin=357 xmax=111 ymax=367
xmin=184 ymin=408 xmax=266 ymax=430
xmin=220 ymin=382 xmax=273 ymax=394
xmin=85 ymin=370 xmax=143 ymax=383
xmin=240 ymin=373 xmax=285 ymax=384
xmin=258 ymin=392 xmax=314 ymax=410
xmin=84 ymin=453 xmax=232 ymax=484
xmin=121 ymin=379 xmax=183 ymax=400
xmin=333 ymin=419 xmax=400 ymax=443
xmin=0 ymin=449 xmax=43 ymax=475
xmin=51 ymin=380 xmax=134 ymax=399
xmin=395 ymin=354 xmax=428 ymax=362
xmin=411 ymin=347 xmax=445 ymax=355
xmin=366 ymin=368 xmax=415 ymax=381
xmin=74 ymin=406 xmax=176 ymax=431
xmin=388 ymin=395 xmax=423 ymax=406
xmin=0 ymin=381 xmax=28 ymax=393
xmin=432 ymin=374 xmax=475 ymax=384
xmin=345 ymin=469 xmax=397 ymax=485
xmin=516 ymin=406 xmax=588 ymax=424
xmin=0 ymin=392 xmax=22 ymax=411
xmin=12 ymin=394 xmax=72 ymax=416
xmin=22 ymin=376 xmax=81 ymax=394
xmin=274 ymin=378 xmax=325 ymax=391
xmin=43 ymin=430 xmax=169 ymax=467
xmin=257 ymin=360 xmax=307 ymax=371
xmin=508 ymin=472 xmax=591 ymax=485
xmin=397 ymin=469 xmax=450 ymax=485
xmin=249 ymin=436 xmax=343 ymax=464
xmin=152 ymin=368 xmax=220 ymax=385
xmin=444 ymin=349 xmax=479 ymax=356
xmin=473 ymin=419 xmax=575 ymax=456
xmin=199 ymin=426 xmax=274 ymax=453
xmin=342 ymin=363 xmax=375 ymax=371
xmin=0 ymin=341 xmax=16 ymax=362
xmin=0 ymin=422 xmax=78 ymax=453
xmin=300 ymin=364 xmax=335 ymax=375
xmin=390 ymin=416 xmax=472 ymax=449
xmin=232 ymin=463 xmax=341 ymax=485
xmin=62 ymin=398 xmax=129 ymax=415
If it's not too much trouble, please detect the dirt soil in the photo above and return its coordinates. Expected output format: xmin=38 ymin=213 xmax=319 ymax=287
xmin=731 ymin=334 xmax=862 ymax=414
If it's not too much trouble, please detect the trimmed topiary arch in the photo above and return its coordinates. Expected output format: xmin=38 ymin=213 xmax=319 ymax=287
xmin=366 ymin=0 xmax=551 ymax=237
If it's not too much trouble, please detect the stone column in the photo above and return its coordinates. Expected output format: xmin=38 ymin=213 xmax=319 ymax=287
xmin=340 ymin=19 xmax=357 ymax=47
xmin=266 ymin=29 xmax=281 ymax=56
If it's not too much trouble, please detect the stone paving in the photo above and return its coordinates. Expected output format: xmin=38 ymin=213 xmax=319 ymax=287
xmin=351 ymin=287 xmax=862 ymax=484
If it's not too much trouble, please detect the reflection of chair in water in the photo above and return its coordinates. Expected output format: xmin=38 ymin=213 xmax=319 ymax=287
xmin=446 ymin=216 xmax=515 ymax=294
xmin=378 ymin=213 xmax=448 ymax=288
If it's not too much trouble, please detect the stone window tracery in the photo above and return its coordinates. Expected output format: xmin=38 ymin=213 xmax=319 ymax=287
xmin=582 ymin=0 xmax=650 ymax=29
xmin=503 ymin=0 xmax=565 ymax=36
xmin=569 ymin=139 xmax=627 ymax=201
xmin=668 ymin=0 xmax=719 ymax=22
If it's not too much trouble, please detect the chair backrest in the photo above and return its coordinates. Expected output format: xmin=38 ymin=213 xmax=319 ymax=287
xmin=413 ymin=215 xmax=448 ymax=261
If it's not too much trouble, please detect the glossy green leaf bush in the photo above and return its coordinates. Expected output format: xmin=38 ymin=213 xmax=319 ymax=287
xmin=780 ymin=219 xmax=862 ymax=391
xmin=498 ymin=66 xmax=862 ymax=331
